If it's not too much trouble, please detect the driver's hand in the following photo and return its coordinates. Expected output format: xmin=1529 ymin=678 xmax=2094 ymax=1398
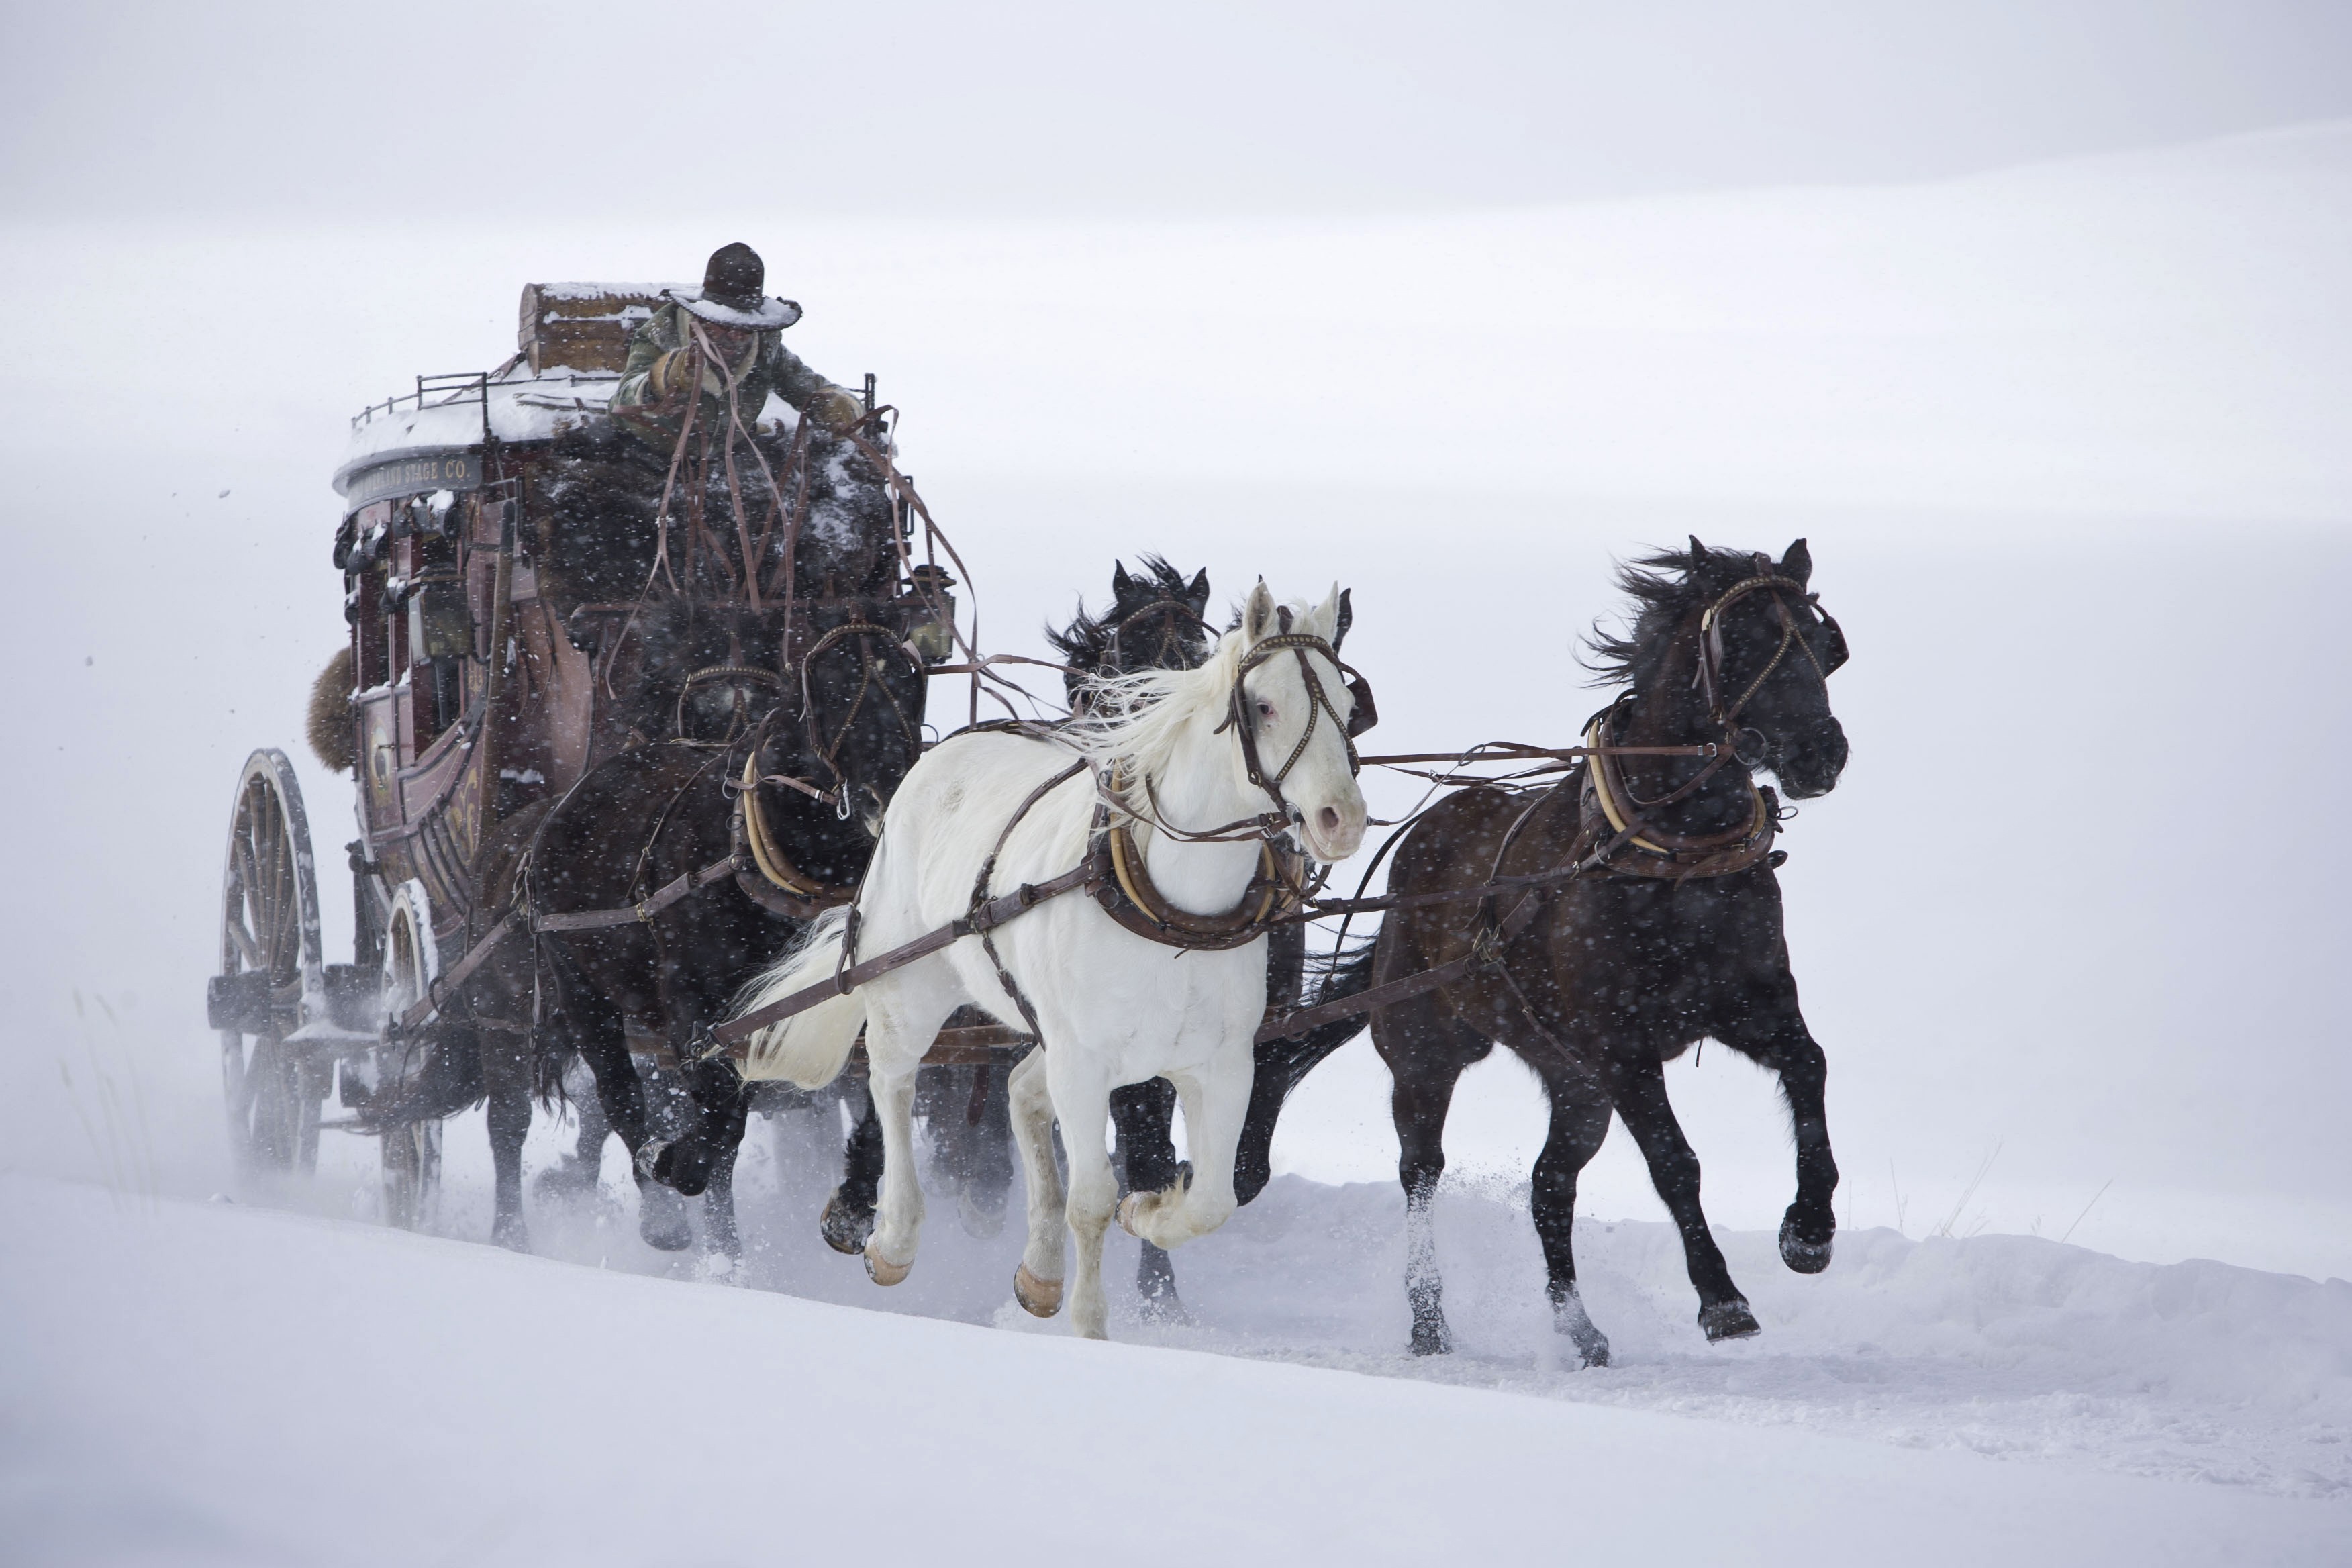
xmin=650 ymin=348 xmax=699 ymax=399
xmin=808 ymin=386 xmax=864 ymax=433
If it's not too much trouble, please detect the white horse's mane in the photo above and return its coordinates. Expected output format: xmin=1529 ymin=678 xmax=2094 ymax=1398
xmin=1062 ymin=617 xmax=1257 ymax=785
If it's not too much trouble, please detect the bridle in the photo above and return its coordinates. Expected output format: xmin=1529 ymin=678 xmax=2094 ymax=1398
xmin=795 ymin=618 xmax=923 ymax=815
xmin=1103 ymin=595 xmax=1210 ymax=675
xmin=673 ymin=663 xmax=784 ymax=745
xmin=1696 ymin=559 xmax=1849 ymax=733
xmin=1218 ymin=627 xmax=1380 ymax=819
xmin=1581 ymin=561 xmax=1849 ymax=844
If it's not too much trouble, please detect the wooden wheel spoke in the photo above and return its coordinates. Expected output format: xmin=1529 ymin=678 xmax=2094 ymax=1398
xmin=218 ymin=752 xmax=327 ymax=1177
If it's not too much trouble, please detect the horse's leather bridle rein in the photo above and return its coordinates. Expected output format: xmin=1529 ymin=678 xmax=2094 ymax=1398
xmin=794 ymin=618 xmax=924 ymax=816
xmin=1697 ymin=562 xmax=1849 ymax=734
xmin=1218 ymin=628 xmax=1379 ymax=818
xmin=1101 ymin=595 xmax=1211 ymax=677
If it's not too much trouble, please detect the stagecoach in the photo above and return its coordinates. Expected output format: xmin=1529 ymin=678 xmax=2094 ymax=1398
xmin=205 ymin=270 xmax=1853 ymax=1353
xmin=205 ymin=281 xmax=959 ymax=1222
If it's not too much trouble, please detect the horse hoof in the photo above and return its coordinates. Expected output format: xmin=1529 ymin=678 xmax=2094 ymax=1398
xmin=958 ymin=1188 xmax=1007 ymax=1240
xmin=652 ymin=1140 xmax=712 ymax=1198
xmin=1116 ymin=1191 xmax=1145 ymax=1238
xmin=1013 ymin=1263 xmax=1063 ymax=1318
xmin=639 ymin=1213 xmax=693 ymax=1253
xmin=1779 ymin=1214 xmax=1834 ymax=1274
xmin=491 ymin=1218 xmax=530 ymax=1254
xmin=1552 ymin=1294 xmax=1610 ymax=1368
xmin=863 ymin=1243 xmax=912 ymax=1287
xmin=1410 ymin=1320 xmax=1454 ymax=1357
xmin=1134 ymin=1243 xmax=1189 ymax=1322
xmin=532 ymin=1159 xmax=598 ymax=1199
xmin=1699 ymin=1299 xmax=1761 ymax=1341
xmin=820 ymin=1191 xmax=875 ymax=1255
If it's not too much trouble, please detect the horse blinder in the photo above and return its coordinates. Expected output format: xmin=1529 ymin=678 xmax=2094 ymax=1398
xmin=1342 ymin=667 xmax=1378 ymax=740
xmin=1813 ymin=605 xmax=1850 ymax=675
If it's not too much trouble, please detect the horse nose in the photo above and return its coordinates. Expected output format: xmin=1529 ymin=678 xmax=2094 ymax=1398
xmin=1317 ymin=805 xmax=1342 ymax=841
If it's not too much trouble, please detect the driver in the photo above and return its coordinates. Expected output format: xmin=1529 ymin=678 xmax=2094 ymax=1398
xmin=610 ymin=241 xmax=866 ymax=447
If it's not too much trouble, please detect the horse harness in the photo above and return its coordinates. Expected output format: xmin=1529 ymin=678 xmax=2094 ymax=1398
xmin=707 ymin=632 xmax=1373 ymax=1059
xmin=391 ymin=623 xmax=912 ymax=1035
xmin=1256 ymin=567 xmax=1845 ymax=1045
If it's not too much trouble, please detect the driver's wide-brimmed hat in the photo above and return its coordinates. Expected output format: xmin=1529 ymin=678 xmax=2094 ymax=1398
xmin=668 ymin=242 xmax=801 ymax=331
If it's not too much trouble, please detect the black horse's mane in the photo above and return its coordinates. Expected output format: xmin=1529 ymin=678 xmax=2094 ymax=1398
xmin=1581 ymin=541 xmax=1769 ymax=689
xmin=1044 ymin=554 xmax=1201 ymax=669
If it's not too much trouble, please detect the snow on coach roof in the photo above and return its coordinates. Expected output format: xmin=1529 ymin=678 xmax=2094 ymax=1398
xmin=334 ymin=281 xmax=773 ymax=513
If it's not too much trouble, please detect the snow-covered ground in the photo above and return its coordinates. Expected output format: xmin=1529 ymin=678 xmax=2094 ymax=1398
xmin=6 ymin=1161 xmax=2347 ymax=1567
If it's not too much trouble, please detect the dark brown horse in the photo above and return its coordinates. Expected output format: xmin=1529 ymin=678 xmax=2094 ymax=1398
xmin=1248 ymin=538 xmax=1850 ymax=1362
xmin=454 ymin=593 xmax=926 ymax=1257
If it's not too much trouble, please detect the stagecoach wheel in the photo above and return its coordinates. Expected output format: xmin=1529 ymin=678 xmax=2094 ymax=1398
xmin=378 ymin=881 xmax=444 ymax=1230
xmin=213 ymin=749 xmax=327 ymax=1173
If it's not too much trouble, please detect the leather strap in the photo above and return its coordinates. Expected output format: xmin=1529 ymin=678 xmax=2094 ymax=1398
xmin=532 ymin=850 xmax=748 ymax=932
xmin=969 ymin=758 xmax=1091 ymax=1040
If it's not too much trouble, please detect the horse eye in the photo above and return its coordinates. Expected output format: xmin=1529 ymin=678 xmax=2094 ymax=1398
xmin=1256 ymin=699 xmax=1276 ymax=720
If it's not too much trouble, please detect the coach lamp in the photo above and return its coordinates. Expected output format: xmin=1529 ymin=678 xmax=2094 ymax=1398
xmin=901 ymin=562 xmax=959 ymax=665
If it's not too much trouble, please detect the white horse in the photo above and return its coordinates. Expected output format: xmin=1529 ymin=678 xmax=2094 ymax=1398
xmin=734 ymin=583 xmax=1368 ymax=1338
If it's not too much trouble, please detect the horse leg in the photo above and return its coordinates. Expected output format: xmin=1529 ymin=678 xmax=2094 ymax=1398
xmin=1046 ymin=1051 xmax=1120 ymax=1340
xmin=863 ymin=1003 xmax=948 ymax=1286
xmin=1377 ymin=1003 xmax=1483 ymax=1356
xmin=1109 ymin=1077 xmax=1184 ymax=1314
xmin=1722 ymin=1008 xmax=1840 ymax=1274
xmin=481 ymin=1025 xmax=534 ymax=1252
xmin=822 ymin=1084 xmax=882 ymax=1255
xmin=1124 ymin=1052 xmax=1246 ymax=1250
xmin=1007 ymin=1048 xmax=1066 ymax=1317
xmin=958 ymin=1063 xmax=1014 ymax=1240
xmin=677 ymin=1056 xmax=749 ymax=1266
xmin=1604 ymin=1046 xmax=1757 ymax=1340
xmin=546 ymin=970 xmax=688 ymax=1251
xmin=631 ymin=1061 xmax=696 ymax=1254
xmin=1522 ymin=1052 xmax=1614 ymax=1366
xmin=535 ymin=1056 xmax=609 ymax=1198
xmin=698 ymin=1140 xmax=743 ymax=1273
xmin=1233 ymin=925 xmax=1348 ymax=1205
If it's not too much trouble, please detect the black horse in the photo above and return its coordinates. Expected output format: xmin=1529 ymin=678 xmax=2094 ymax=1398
xmin=340 ymin=391 xmax=921 ymax=1259
xmin=1240 ymin=538 xmax=1851 ymax=1361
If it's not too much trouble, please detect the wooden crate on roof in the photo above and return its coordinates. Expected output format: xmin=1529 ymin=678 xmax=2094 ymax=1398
xmin=517 ymin=283 xmax=673 ymax=375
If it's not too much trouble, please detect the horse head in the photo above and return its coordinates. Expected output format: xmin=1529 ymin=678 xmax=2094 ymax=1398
xmin=770 ymin=605 xmax=926 ymax=853
xmin=1589 ymin=537 xmax=1851 ymax=800
xmin=1230 ymin=581 xmax=1370 ymax=863
xmin=1048 ymin=556 xmax=1214 ymax=705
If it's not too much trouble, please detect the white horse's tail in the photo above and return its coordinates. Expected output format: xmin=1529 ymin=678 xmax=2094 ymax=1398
xmin=732 ymin=906 xmax=865 ymax=1088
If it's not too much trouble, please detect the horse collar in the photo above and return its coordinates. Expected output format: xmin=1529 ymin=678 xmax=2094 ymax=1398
xmin=1582 ymin=705 xmax=1777 ymax=877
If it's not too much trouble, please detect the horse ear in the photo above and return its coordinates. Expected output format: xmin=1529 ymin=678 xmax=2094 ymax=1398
xmin=1779 ymin=538 xmax=1812 ymax=584
xmin=1334 ymin=586 xmax=1354 ymax=650
xmin=1243 ymin=580 xmax=1279 ymax=643
xmin=1304 ymin=582 xmax=1341 ymax=641
xmin=1111 ymin=560 xmax=1136 ymax=605
xmin=1687 ymin=535 xmax=1708 ymax=571
xmin=1186 ymin=568 xmax=1211 ymax=616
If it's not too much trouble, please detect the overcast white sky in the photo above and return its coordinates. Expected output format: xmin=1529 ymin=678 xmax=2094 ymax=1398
xmin=5 ymin=1 xmax=2349 ymax=218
